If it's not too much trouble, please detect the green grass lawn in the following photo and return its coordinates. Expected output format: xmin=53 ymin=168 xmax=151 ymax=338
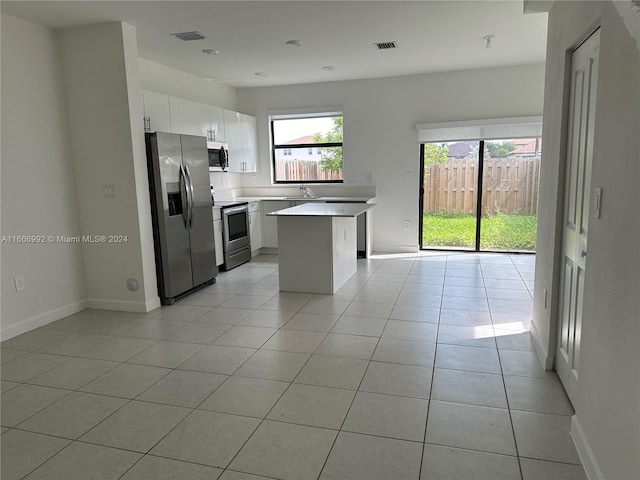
xmin=422 ymin=212 xmax=537 ymax=251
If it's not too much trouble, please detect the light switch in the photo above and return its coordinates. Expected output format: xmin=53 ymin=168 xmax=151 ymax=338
xmin=102 ymin=184 xmax=114 ymax=198
xmin=14 ymin=274 xmax=25 ymax=292
xmin=594 ymin=187 xmax=602 ymax=218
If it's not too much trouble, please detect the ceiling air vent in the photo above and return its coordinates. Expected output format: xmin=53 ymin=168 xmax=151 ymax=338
xmin=375 ymin=41 xmax=398 ymax=50
xmin=171 ymin=31 xmax=207 ymax=41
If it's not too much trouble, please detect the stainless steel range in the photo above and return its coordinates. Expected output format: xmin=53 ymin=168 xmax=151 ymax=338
xmin=218 ymin=201 xmax=252 ymax=270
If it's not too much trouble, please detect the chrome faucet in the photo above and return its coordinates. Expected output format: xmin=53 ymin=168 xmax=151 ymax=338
xmin=299 ymin=183 xmax=315 ymax=198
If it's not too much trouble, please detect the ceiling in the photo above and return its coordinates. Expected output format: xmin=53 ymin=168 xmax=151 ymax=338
xmin=1 ymin=1 xmax=548 ymax=88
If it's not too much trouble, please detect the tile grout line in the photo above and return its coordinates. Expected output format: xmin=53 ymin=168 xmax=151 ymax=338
xmin=419 ymin=253 xmax=447 ymax=480
xmin=315 ymin=256 xmax=388 ymax=480
xmin=485 ymin=255 xmax=525 ymax=480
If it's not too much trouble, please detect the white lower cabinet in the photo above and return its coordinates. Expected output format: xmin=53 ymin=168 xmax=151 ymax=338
xmin=248 ymin=202 xmax=262 ymax=254
xmin=213 ymin=208 xmax=224 ymax=266
xmin=261 ymin=200 xmax=300 ymax=249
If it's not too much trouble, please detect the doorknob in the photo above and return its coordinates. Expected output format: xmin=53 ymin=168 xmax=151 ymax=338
xmin=581 ymin=250 xmax=587 ymax=257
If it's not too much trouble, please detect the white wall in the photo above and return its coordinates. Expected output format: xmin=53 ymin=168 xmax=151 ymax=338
xmin=532 ymin=2 xmax=640 ymax=479
xmin=1 ymin=14 xmax=86 ymax=339
xmin=139 ymin=58 xmax=237 ymax=111
xmin=236 ymin=64 xmax=545 ymax=252
xmin=59 ymin=22 xmax=159 ymax=312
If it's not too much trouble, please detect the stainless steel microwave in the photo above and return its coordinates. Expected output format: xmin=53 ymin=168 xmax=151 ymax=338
xmin=207 ymin=141 xmax=229 ymax=171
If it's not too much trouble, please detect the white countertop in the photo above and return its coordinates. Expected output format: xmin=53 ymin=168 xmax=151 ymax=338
xmin=236 ymin=196 xmax=375 ymax=203
xmin=267 ymin=202 xmax=374 ymax=217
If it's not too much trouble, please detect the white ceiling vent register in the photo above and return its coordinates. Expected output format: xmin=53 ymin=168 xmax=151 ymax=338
xmin=171 ymin=31 xmax=207 ymax=41
xmin=375 ymin=41 xmax=398 ymax=50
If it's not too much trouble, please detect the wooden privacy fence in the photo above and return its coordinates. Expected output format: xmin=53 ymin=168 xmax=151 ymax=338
xmin=276 ymin=159 xmax=342 ymax=181
xmin=423 ymin=157 xmax=541 ymax=215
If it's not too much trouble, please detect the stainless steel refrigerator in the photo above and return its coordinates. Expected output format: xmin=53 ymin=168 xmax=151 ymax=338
xmin=145 ymin=132 xmax=217 ymax=304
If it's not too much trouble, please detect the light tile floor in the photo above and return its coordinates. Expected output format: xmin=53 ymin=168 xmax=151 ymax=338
xmin=0 ymin=253 xmax=588 ymax=480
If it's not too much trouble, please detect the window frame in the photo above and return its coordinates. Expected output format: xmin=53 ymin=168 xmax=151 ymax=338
xmin=270 ymin=113 xmax=344 ymax=184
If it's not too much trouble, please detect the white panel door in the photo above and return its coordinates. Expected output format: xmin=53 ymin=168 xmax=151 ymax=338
xmin=556 ymin=29 xmax=600 ymax=405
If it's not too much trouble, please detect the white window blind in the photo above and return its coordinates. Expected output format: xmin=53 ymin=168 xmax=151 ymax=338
xmin=416 ymin=116 xmax=542 ymax=143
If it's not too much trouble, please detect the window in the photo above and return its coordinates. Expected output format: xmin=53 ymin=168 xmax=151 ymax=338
xmin=271 ymin=113 xmax=343 ymax=183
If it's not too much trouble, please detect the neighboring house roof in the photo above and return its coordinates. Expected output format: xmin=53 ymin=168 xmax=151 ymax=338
xmin=282 ymin=135 xmax=315 ymax=145
xmin=447 ymin=141 xmax=477 ymax=158
xmin=510 ymin=138 xmax=542 ymax=155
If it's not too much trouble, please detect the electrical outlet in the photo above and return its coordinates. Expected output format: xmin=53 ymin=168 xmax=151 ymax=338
xmin=220 ymin=176 xmax=225 ymax=187
xmin=404 ymin=172 xmax=412 ymax=183
xmin=14 ymin=274 xmax=25 ymax=292
xmin=403 ymin=220 xmax=411 ymax=230
xmin=366 ymin=172 xmax=373 ymax=183
xmin=344 ymin=229 xmax=347 ymax=241
xmin=349 ymin=174 xmax=356 ymax=183
xmin=251 ymin=175 xmax=257 ymax=184
xmin=102 ymin=184 xmax=114 ymax=198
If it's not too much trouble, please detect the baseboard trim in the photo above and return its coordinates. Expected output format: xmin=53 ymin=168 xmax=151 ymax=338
xmin=530 ymin=319 xmax=554 ymax=370
xmin=259 ymin=247 xmax=278 ymax=255
xmin=571 ymin=415 xmax=604 ymax=480
xmin=0 ymin=299 xmax=87 ymax=341
xmin=371 ymin=246 xmax=420 ymax=255
xmin=87 ymin=297 xmax=156 ymax=313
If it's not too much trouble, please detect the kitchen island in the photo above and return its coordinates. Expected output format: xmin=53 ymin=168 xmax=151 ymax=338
xmin=268 ymin=202 xmax=375 ymax=294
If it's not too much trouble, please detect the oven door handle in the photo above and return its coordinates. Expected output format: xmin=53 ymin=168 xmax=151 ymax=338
xmin=222 ymin=205 xmax=248 ymax=215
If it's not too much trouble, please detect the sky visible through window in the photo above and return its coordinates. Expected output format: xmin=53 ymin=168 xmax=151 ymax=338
xmin=273 ymin=117 xmax=335 ymax=144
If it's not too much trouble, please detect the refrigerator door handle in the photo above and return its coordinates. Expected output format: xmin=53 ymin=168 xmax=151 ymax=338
xmin=184 ymin=165 xmax=195 ymax=228
xmin=179 ymin=165 xmax=189 ymax=227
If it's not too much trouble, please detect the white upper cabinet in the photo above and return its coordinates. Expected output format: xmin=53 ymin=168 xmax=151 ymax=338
xmin=143 ymin=90 xmax=256 ymax=172
xmin=210 ymin=106 xmax=226 ymax=143
xmin=169 ymin=97 xmax=199 ymax=136
xmin=240 ymin=113 xmax=258 ymax=173
xmin=142 ymin=90 xmax=171 ymax=133
xmin=194 ymin=102 xmax=213 ymax=139
xmin=226 ymin=110 xmax=257 ymax=173
xmin=224 ymin=109 xmax=243 ymax=172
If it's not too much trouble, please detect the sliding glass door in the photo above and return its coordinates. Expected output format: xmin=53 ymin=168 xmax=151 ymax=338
xmin=479 ymin=138 xmax=540 ymax=251
xmin=420 ymin=138 xmax=541 ymax=252
xmin=421 ymin=142 xmax=479 ymax=250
